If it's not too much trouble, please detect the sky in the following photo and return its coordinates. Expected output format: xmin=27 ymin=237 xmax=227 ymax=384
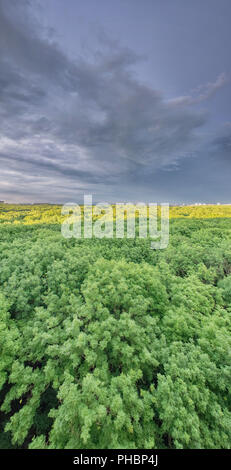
xmin=0 ymin=0 xmax=231 ymax=204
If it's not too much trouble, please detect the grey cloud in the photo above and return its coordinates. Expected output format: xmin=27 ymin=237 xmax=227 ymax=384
xmin=168 ymin=73 xmax=228 ymax=107
xmin=0 ymin=0 xmax=227 ymax=202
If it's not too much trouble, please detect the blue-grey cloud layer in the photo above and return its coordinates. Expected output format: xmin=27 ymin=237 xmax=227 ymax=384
xmin=0 ymin=0 xmax=230 ymax=203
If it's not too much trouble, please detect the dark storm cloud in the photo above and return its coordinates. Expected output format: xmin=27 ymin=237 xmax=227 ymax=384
xmin=0 ymin=0 xmax=229 ymax=202
xmin=211 ymin=123 xmax=231 ymax=160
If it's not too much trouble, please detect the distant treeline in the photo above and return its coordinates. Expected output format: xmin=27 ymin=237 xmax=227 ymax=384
xmin=1 ymin=203 xmax=231 ymax=225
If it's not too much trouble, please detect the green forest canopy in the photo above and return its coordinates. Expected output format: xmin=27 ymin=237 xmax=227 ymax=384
xmin=0 ymin=204 xmax=231 ymax=448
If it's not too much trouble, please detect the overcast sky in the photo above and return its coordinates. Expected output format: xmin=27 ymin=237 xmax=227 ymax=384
xmin=0 ymin=0 xmax=230 ymax=203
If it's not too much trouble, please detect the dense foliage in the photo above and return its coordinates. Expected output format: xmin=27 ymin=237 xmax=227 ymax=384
xmin=1 ymin=205 xmax=231 ymax=448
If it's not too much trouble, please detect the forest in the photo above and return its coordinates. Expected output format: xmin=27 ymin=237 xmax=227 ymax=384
xmin=1 ymin=204 xmax=231 ymax=449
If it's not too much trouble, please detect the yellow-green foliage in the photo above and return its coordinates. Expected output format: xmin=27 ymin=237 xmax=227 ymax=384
xmin=1 ymin=203 xmax=231 ymax=226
